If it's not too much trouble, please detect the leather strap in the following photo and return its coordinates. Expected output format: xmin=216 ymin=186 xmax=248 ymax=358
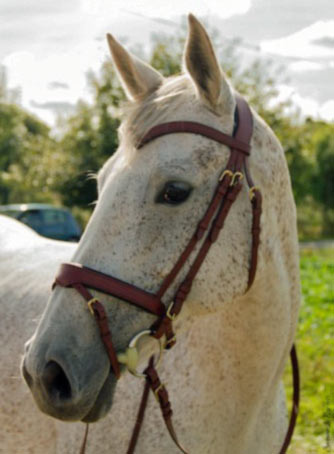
xmin=144 ymin=362 xmax=188 ymax=454
xmin=80 ymin=345 xmax=299 ymax=454
xmin=169 ymin=181 xmax=243 ymax=319
xmin=127 ymin=375 xmax=151 ymax=454
xmin=125 ymin=346 xmax=299 ymax=454
xmin=247 ymin=189 xmax=262 ymax=289
xmin=280 ymin=345 xmax=300 ymax=454
xmin=80 ymin=424 xmax=89 ymax=454
xmin=234 ymin=94 xmax=253 ymax=153
xmin=156 ymin=172 xmax=233 ymax=301
xmin=72 ymin=282 xmax=121 ymax=379
xmin=126 ymin=356 xmax=188 ymax=454
xmin=138 ymin=121 xmax=251 ymax=154
xmin=155 ymin=95 xmax=253 ymax=325
xmin=55 ymin=263 xmax=165 ymax=317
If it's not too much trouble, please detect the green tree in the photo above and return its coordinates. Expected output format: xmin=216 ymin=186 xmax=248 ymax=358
xmin=309 ymin=121 xmax=334 ymax=235
xmin=56 ymin=61 xmax=123 ymax=209
xmin=0 ymin=102 xmax=57 ymax=204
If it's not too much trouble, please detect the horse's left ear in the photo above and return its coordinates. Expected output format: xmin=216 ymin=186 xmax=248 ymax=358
xmin=107 ymin=34 xmax=163 ymax=101
xmin=184 ymin=14 xmax=234 ymax=115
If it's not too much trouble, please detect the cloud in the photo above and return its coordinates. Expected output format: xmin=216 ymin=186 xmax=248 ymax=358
xmin=209 ymin=0 xmax=334 ymax=44
xmin=289 ymin=60 xmax=324 ymax=72
xmin=48 ymin=81 xmax=70 ymax=90
xmin=82 ymin=0 xmax=251 ymax=19
xmin=312 ymin=37 xmax=334 ymax=48
xmin=288 ymin=65 xmax=334 ymax=104
xmin=260 ymin=20 xmax=334 ymax=59
xmin=30 ymin=100 xmax=75 ymax=113
xmin=1 ymin=0 xmax=333 ymax=127
xmin=0 ymin=0 xmax=80 ymax=16
xmin=319 ymin=100 xmax=334 ymax=121
xmin=274 ymin=83 xmax=334 ymax=122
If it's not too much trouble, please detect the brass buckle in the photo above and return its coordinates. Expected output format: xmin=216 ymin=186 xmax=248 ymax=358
xmin=249 ymin=186 xmax=259 ymax=201
xmin=117 ymin=330 xmax=163 ymax=378
xmin=166 ymin=302 xmax=177 ymax=321
xmin=87 ymin=298 xmax=99 ymax=315
xmin=231 ymin=171 xmax=243 ymax=186
xmin=164 ymin=335 xmax=176 ymax=349
xmin=219 ymin=169 xmax=233 ymax=182
xmin=154 ymin=383 xmax=165 ymax=401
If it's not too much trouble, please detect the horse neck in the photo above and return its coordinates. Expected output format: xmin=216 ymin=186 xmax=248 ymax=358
xmin=147 ymin=289 xmax=288 ymax=454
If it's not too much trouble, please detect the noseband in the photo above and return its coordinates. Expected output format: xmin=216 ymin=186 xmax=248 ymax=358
xmin=53 ymin=94 xmax=299 ymax=454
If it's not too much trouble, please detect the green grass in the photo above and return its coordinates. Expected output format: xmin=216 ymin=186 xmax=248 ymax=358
xmin=285 ymin=248 xmax=334 ymax=454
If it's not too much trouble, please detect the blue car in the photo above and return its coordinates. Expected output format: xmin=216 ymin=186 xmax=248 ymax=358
xmin=0 ymin=203 xmax=82 ymax=241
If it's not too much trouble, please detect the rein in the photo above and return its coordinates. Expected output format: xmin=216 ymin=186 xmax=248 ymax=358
xmin=53 ymin=94 xmax=299 ymax=454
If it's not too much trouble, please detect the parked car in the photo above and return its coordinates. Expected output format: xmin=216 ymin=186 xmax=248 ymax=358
xmin=0 ymin=203 xmax=82 ymax=241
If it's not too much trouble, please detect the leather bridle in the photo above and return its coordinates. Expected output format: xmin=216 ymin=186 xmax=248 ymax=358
xmin=53 ymin=94 xmax=299 ymax=454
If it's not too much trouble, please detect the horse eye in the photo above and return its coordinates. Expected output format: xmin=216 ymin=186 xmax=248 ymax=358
xmin=156 ymin=181 xmax=192 ymax=205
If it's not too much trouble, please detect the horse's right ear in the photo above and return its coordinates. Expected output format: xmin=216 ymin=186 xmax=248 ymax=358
xmin=107 ymin=34 xmax=163 ymax=101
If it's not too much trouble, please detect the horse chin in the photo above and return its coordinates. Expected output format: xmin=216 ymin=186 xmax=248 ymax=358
xmin=82 ymin=372 xmax=116 ymax=423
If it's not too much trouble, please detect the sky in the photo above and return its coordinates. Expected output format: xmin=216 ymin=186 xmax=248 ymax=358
xmin=1 ymin=0 xmax=334 ymax=126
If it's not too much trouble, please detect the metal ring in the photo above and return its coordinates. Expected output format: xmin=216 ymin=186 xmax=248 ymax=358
xmin=117 ymin=330 xmax=163 ymax=378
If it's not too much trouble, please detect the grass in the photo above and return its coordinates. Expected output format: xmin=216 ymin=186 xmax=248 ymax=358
xmin=284 ymin=248 xmax=334 ymax=454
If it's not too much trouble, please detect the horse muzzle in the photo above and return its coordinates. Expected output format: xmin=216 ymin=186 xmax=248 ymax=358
xmin=21 ymin=340 xmax=116 ymax=422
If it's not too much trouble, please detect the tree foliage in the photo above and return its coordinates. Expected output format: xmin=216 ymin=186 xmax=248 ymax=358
xmin=55 ymin=61 xmax=123 ymax=209
xmin=0 ymin=102 xmax=60 ymax=204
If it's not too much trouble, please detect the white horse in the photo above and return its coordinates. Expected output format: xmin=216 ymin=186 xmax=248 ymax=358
xmin=0 ymin=215 xmax=75 ymax=453
xmin=20 ymin=14 xmax=300 ymax=454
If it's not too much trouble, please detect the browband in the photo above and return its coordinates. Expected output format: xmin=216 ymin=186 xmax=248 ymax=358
xmin=137 ymin=120 xmax=251 ymax=154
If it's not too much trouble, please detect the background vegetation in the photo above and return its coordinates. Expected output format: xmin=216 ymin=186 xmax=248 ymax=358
xmin=0 ymin=22 xmax=333 ymax=453
xmin=286 ymin=248 xmax=333 ymax=454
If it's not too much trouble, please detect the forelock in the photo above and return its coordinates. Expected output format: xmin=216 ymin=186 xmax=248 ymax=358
xmin=119 ymin=75 xmax=196 ymax=153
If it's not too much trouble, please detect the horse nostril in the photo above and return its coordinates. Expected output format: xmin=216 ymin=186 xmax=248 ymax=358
xmin=42 ymin=361 xmax=72 ymax=401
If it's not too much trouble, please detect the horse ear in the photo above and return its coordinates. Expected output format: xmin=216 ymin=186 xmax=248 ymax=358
xmin=184 ymin=14 xmax=233 ymax=114
xmin=107 ymin=34 xmax=163 ymax=101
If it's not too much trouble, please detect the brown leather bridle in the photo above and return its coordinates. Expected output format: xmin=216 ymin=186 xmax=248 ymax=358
xmin=53 ymin=94 xmax=299 ymax=454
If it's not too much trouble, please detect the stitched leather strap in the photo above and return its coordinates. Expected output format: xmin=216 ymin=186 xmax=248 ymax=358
xmin=167 ymin=182 xmax=243 ymax=319
xmin=248 ymin=189 xmax=262 ymax=289
xmin=124 ymin=346 xmax=299 ymax=454
xmin=55 ymin=263 xmax=165 ymax=317
xmin=138 ymin=121 xmax=251 ymax=154
xmin=280 ymin=345 xmax=300 ymax=454
xmin=72 ymin=282 xmax=121 ymax=379
xmin=80 ymin=424 xmax=89 ymax=454
xmin=127 ymin=376 xmax=151 ymax=454
xmin=144 ymin=363 xmax=188 ymax=454
xmin=156 ymin=172 xmax=233 ymax=300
